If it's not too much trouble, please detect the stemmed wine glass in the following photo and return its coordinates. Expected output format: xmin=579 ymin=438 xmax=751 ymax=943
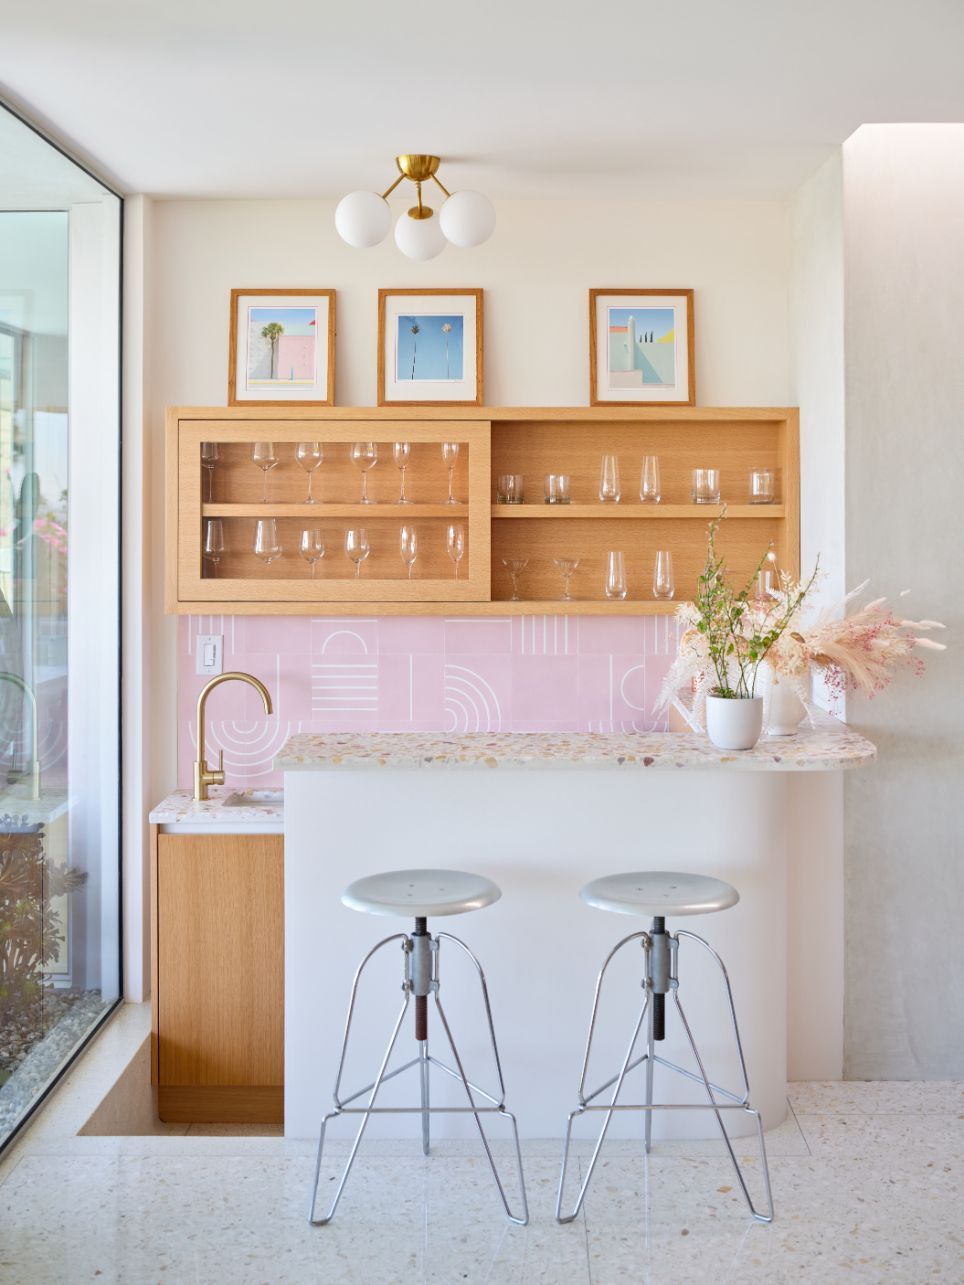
xmin=296 ymin=442 xmax=323 ymax=503
xmin=300 ymin=528 xmax=326 ymax=578
xmin=502 ymin=557 xmax=529 ymax=602
xmin=399 ymin=525 xmax=417 ymax=579
xmin=553 ymin=556 xmax=580 ymax=602
xmin=393 ymin=442 xmax=412 ymax=504
xmin=200 ymin=443 xmax=219 ymax=501
xmin=351 ymin=442 xmax=378 ymax=503
xmin=345 ymin=528 xmax=371 ymax=578
xmin=253 ymin=518 xmax=282 ymax=566
xmin=203 ymin=518 xmax=224 ymax=577
xmin=252 ymin=442 xmax=278 ymax=502
xmin=446 ymin=523 xmax=465 ymax=579
xmin=442 ymin=442 xmax=461 ymax=504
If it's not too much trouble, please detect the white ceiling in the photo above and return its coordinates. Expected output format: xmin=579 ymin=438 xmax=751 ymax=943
xmin=2 ymin=0 xmax=964 ymax=201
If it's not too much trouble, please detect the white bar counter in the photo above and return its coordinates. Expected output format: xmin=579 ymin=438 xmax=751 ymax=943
xmin=278 ymin=718 xmax=874 ymax=1142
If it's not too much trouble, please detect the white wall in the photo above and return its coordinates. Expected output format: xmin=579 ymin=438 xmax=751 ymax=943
xmin=842 ymin=126 xmax=964 ymax=1078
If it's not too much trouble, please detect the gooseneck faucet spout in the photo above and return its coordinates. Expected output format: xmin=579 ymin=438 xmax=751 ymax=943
xmin=194 ymin=671 xmax=273 ymax=801
xmin=0 ymin=672 xmax=40 ymax=800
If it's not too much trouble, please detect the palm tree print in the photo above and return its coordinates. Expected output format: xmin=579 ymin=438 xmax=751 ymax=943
xmin=410 ymin=323 xmax=420 ymax=380
xmin=441 ymin=322 xmax=452 ymax=379
xmin=261 ymin=321 xmax=284 ymax=379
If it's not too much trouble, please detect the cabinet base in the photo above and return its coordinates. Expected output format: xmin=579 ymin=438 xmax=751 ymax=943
xmin=158 ymin=1085 xmax=283 ymax=1125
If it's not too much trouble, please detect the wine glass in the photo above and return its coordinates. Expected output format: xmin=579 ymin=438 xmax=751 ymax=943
xmin=393 ymin=442 xmax=412 ymax=504
xmin=200 ymin=443 xmax=219 ymax=501
xmin=345 ymin=527 xmax=371 ymax=578
xmin=553 ymin=556 xmax=579 ymax=602
xmin=442 ymin=442 xmax=461 ymax=504
xmin=253 ymin=518 xmax=282 ymax=566
xmin=446 ymin=523 xmax=466 ymax=579
xmin=300 ymin=528 xmax=326 ymax=578
xmin=251 ymin=442 xmax=278 ymax=502
xmin=203 ymin=518 xmax=224 ymax=578
xmin=296 ymin=442 xmax=323 ymax=503
xmin=351 ymin=442 xmax=378 ymax=503
xmin=502 ymin=557 xmax=528 ymax=602
xmin=399 ymin=525 xmax=418 ymax=579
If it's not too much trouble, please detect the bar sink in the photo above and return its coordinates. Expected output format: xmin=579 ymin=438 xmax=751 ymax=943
xmin=221 ymin=789 xmax=284 ymax=808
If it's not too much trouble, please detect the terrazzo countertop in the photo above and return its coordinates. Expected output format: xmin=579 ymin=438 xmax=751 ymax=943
xmin=275 ymin=715 xmax=876 ymax=774
xmin=149 ymin=786 xmax=284 ymax=827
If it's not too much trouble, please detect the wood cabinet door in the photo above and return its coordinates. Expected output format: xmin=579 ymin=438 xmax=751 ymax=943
xmin=157 ymin=834 xmax=283 ymax=1087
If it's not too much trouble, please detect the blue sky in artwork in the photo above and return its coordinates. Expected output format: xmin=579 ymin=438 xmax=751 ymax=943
xmin=396 ymin=314 xmax=464 ymax=381
xmin=249 ymin=306 xmax=317 ymax=337
xmin=608 ymin=306 xmax=675 ymax=340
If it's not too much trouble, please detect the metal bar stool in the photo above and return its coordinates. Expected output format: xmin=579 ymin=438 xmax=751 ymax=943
xmin=308 ymin=867 xmax=528 ymax=1226
xmin=556 ymin=871 xmax=774 ymax=1224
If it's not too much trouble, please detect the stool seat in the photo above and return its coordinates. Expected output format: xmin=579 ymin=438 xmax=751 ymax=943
xmin=342 ymin=868 xmax=502 ymax=918
xmin=581 ymin=871 xmax=739 ymax=918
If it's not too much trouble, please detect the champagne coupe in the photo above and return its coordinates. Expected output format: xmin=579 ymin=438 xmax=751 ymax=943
xmin=253 ymin=518 xmax=282 ymax=566
xmin=345 ymin=527 xmax=371 ymax=579
xmin=393 ymin=442 xmax=413 ymax=503
xmin=605 ymin=551 xmax=628 ymax=600
xmin=446 ymin=523 xmax=466 ymax=579
xmin=442 ymin=442 xmax=461 ymax=504
xmin=502 ymin=557 xmax=528 ymax=602
xmin=640 ymin=455 xmax=661 ymax=503
xmin=599 ymin=454 xmax=621 ymax=503
xmin=296 ymin=442 xmax=323 ymax=503
xmin=653 ymin=550 xmax=675 ymax=600
xmin=200 ymin=442 xmax=219 ymax=501
xmin=399 ymin=525 xmax=418 ymax=579
xmin=351 ymin=442 xmax=378 ymax=503
xmin=553 ymin=556 xmax=580 ymax=601
xmin=300 ymin=527 xmax=326 ymax=578
xmin=203 ymin=518 xmax=224 ymax=577
xmin=252 ymin=442 xmax=278 ymax=502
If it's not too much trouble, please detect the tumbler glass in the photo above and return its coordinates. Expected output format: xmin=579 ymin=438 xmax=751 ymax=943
xmin=544 ymin=474 xmax=571 ymax=504
xmin=749 ymin=468 xmax=775 ymax=504
xmin=497 ymin=474 xmax=525 ymax=504
xmin=692 ymin=468 xmax=720 ymax=504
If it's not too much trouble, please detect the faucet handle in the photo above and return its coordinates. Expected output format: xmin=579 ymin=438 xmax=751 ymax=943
xmin=213 ymin=749 xmax=224 ymax=784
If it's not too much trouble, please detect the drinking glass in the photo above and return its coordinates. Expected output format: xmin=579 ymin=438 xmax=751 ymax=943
xmin=253 ymin=518 xmax=282 ymax=566
xmin=442 ymin=442 xmax=461 ymax=504
xmin=446 ymin=523 xmax=466 ymax=579
xmin=251 ymin=442 xmax=278 ymax=502
xmin=553 ymin=556 xmax=580 ymax=601
xmin=502 ymin=557 xmax=528 ymax=601
xmin=399 ymin=524 xmax=418 ymax=579
xmin=345 ymin=527 xmax=371 ymax=579
xmin=605 ymin=551 xmax=628 ymax=600
xmin=300 ymin=528 xmax=325 ymax=578
xmin=351 ymin=442 xmax=378 ymax=503
xmin=755 ymin=541 xmax=781 ymax=601
xmin=203 ymin=518 xmax=224 ymax=577
xmin=200 ymin=442 xmax=219 ymax=501
xmin=544 ymin=474 xmax=571 ymax=504
xmin=393 ymin=442 xmax=413 ymax=504
xmin=640 ymin=455 xmax=661 ymax=503
xmin=296 ymin=442 xmax=323 ymax=503
xmin=497 ymin=474 xmax=524 ymax=504
xmin=749 ymin=467 xmax=775 ymax=504
xmin=599 ymin=454 xmax=621 ymax=502
xmin=652 ymin=550 xmax=675 ymax=600
xmin=692 ymin=468 xmax=720 ymax=504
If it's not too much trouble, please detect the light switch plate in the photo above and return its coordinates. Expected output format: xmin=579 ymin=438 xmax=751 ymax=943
xmin=196 ymin=634 xmax=223 ymax=676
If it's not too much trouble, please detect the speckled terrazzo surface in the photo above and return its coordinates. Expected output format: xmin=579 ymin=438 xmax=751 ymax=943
xmin=148 ymin=786 xmax=284 ymax=825
xmin=275 ymin=716 xmax=876 ymax=773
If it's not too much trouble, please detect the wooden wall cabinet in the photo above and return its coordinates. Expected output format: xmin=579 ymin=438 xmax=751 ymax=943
xmin=166 ymin=406 xmax=799 ymax=615
xmin=151 ymin=830 xmax=284 ymax=1123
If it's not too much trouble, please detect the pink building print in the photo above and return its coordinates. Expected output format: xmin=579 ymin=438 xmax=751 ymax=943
xmin=275 ymin=334 xmax=315 ymax=383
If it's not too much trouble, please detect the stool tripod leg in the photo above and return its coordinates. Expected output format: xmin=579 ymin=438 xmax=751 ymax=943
xmin=644 ymin=995 xmax=656 ymax=1155
xmin=418 ymin=1038 xmax=430 ymax=1157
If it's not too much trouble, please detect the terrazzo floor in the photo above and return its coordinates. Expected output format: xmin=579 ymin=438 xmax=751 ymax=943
xmin=0 ymin=1009 xmax=961 ymax=1284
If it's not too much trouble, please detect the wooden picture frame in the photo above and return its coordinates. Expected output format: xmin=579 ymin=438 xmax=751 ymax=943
xmin=228 ymin=288 xmax=335 ymax=406
xmin=378 ymin=288 xmax=483 ymax=407
xmin=589 ymin=288 xmax=695 ymax=407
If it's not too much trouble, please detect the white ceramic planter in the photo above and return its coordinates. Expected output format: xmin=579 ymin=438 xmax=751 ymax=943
xmin=767 ymin=676 xmax=806 ymax=736
xmin=705 ymin=694 xmax=765 ymax=751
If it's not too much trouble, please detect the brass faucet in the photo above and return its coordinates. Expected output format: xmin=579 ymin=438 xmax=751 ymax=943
xmin=0 ymin=671 xmax=40 ymax=800
xmin=194 ymin=671 xmax=273 ymax=801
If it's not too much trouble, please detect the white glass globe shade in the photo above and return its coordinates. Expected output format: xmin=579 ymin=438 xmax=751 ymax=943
xmin=439 ymin=190 xmax=496 ymax=248
xmin=394 ymin=210 xmax=446 ymax=261
xmin=335 ymin=191 xmax=391 ymax=248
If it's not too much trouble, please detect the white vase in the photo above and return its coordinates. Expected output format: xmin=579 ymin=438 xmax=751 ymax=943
xmin=767 ymin=675 xmax=806 ymax=736
xmin=705 ymin=694 xmax=764 ymax=751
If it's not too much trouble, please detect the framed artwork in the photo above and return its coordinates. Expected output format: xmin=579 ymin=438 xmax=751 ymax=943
xmin=378 ymin=288 xmax=483 ymax=406
xmin=228 ymin=288 xmax=335 ymax=406
xmin=589 ymin=289 xmax=694 ymax=406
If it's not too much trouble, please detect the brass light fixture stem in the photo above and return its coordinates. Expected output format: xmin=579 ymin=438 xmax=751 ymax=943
xmin=380 ymin=173 xmax=406 ymax=200
xmin=431 ymin=174 xmax=452 ymax=199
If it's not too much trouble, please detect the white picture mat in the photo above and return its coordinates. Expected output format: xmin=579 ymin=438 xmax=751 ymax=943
xmin=382 ymin=294 xmax=477 ymax=402
xmin=234 ymin=293 xmax=330 ymax=403
xmin=594 ymin=293 xmax=690 ymax=403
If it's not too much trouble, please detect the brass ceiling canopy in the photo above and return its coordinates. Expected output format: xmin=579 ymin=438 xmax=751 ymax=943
xmin=382 ymin=155 xmax=449 ymax=220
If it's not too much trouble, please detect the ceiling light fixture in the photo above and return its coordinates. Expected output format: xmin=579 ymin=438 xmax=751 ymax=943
xmin=335 ymin=155 xmax=495 ymax=261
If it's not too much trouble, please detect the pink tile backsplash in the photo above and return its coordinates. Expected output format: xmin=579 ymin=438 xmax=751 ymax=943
xmin=178 ymin=614 xmax=682 ymax=787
